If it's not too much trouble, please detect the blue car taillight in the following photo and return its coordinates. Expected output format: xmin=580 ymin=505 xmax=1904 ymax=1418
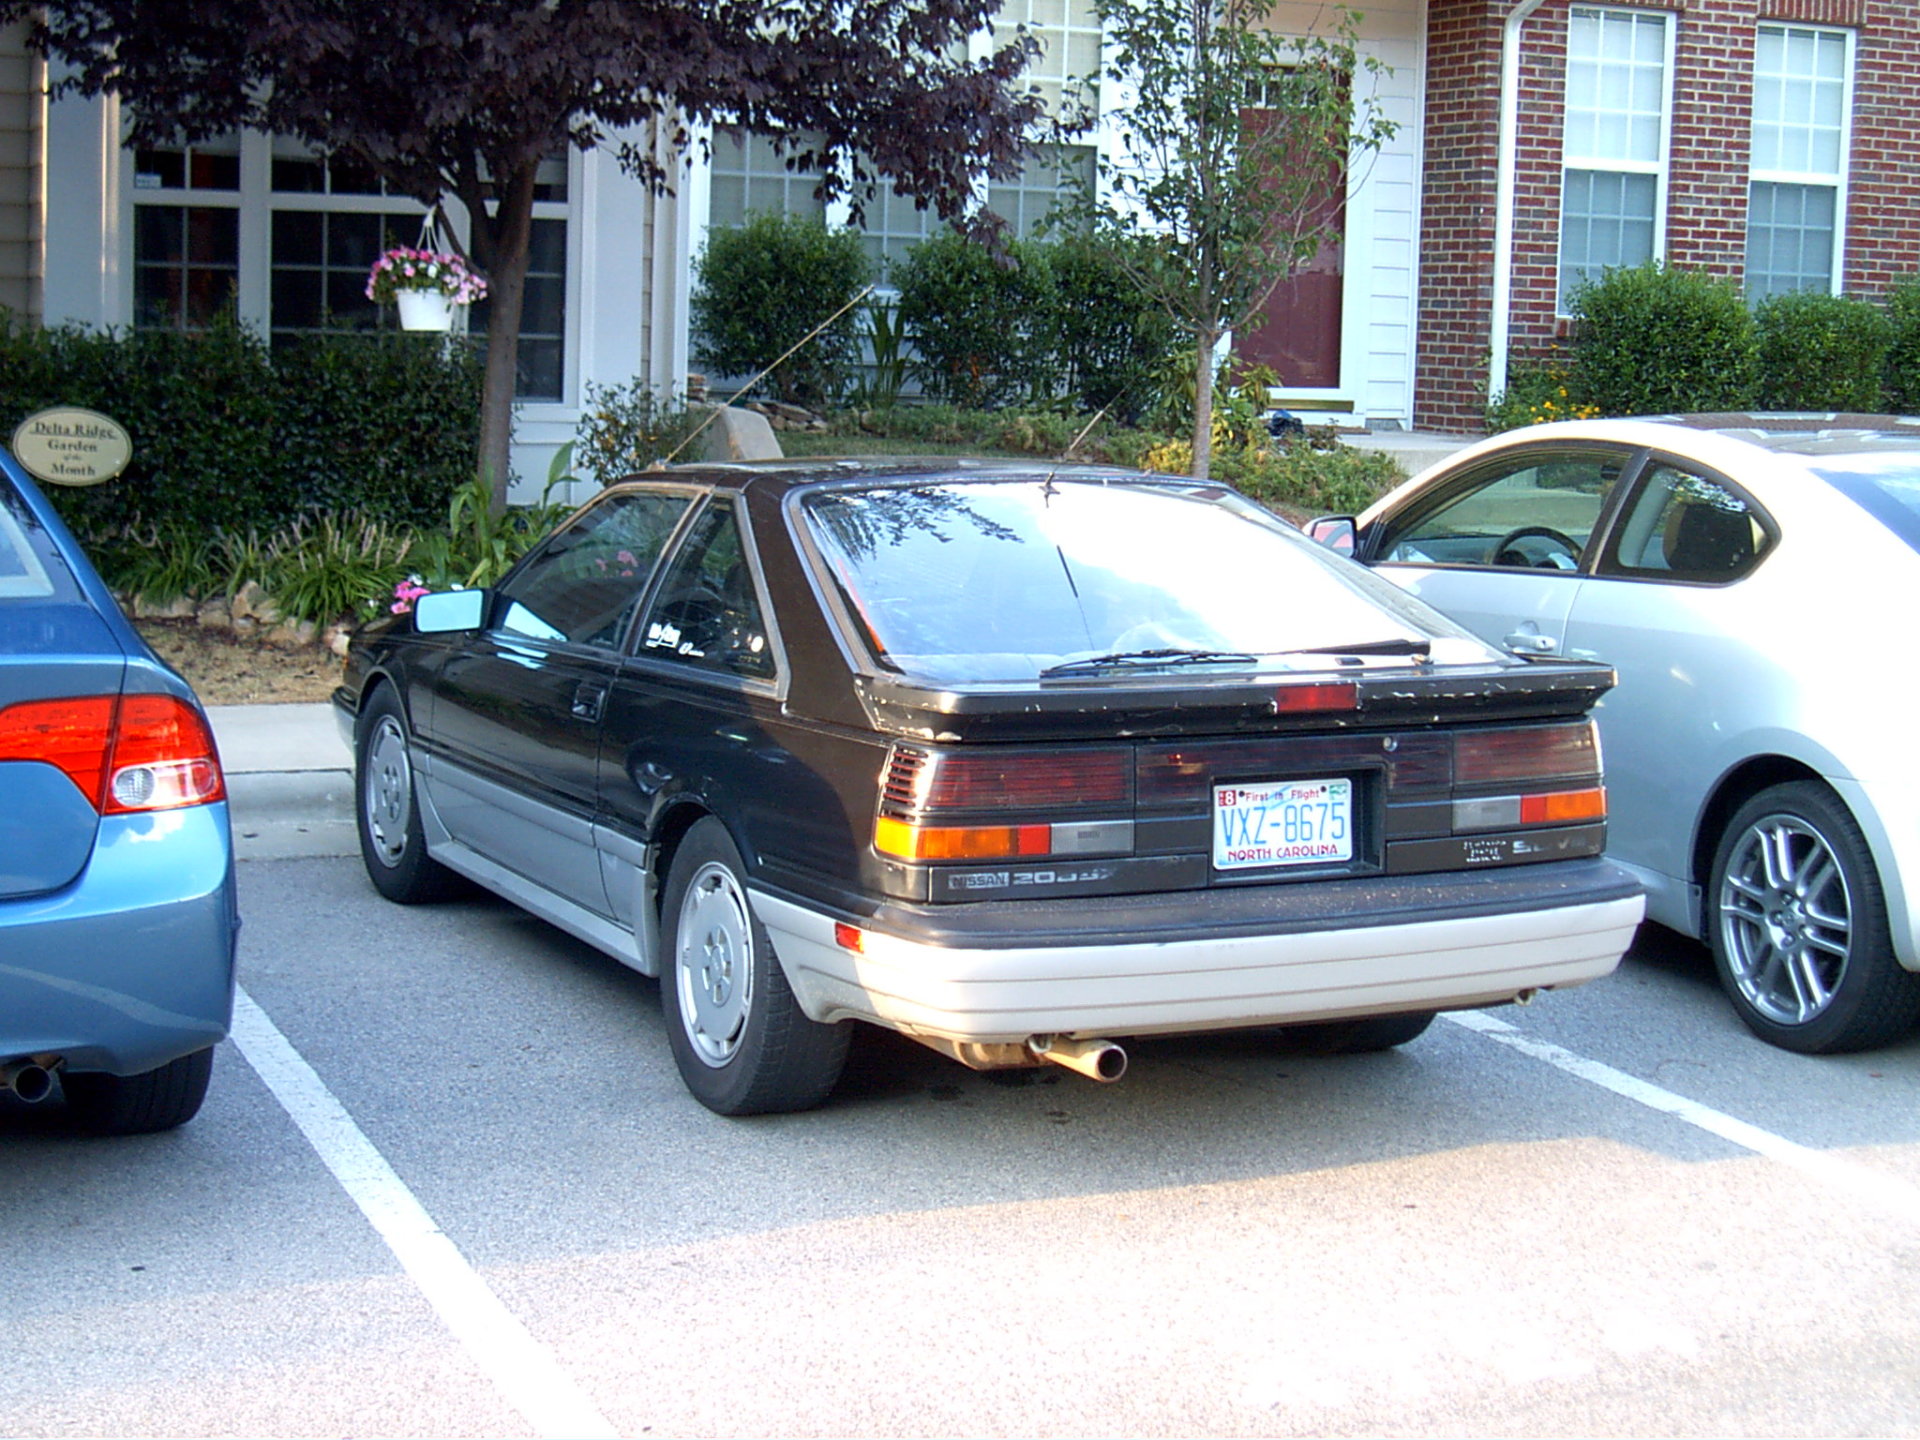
xmin=0 ymin=693 xmax=226 ymax=814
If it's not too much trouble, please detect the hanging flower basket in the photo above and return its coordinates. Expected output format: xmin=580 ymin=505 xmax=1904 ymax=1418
xmin=366 ymin=246 xmax=488 ymax=332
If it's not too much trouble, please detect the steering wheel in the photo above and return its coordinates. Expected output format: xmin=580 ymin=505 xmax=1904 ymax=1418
xmin=1486 ymin=525 xmax=1581 ymax=570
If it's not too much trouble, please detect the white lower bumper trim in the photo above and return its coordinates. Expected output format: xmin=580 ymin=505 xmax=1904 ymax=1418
xmin=753 ymin=890 xmax=1645 ymax=1043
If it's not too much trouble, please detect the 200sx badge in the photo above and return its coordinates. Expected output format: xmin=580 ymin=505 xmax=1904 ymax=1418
xmin=938 ymin=866 xmax=1119 ymax=896
xmin=1214 ymin=777 xmax=1354 ymax=871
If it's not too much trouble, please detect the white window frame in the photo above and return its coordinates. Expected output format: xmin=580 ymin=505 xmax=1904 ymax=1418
xmin=1746 ymin=22 xmax=1854 ymax=299
xmin=1557 ymin=5 xmax=1676 ymax=314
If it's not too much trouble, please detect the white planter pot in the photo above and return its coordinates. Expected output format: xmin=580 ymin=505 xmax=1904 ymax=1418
xmin=396 ymin=289 xmax=456 ymax=333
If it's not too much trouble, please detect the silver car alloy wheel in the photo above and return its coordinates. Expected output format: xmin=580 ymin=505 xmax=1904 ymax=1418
xmin=1716 ymin=810 xmax=1854 ymax=1026
xmin=363 ymin=714 xmax=413 ymax=869
xmin=674 ymin=860 xmax=755 ymax=1067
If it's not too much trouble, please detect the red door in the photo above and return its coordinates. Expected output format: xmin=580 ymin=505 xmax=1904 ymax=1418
xmin=1237 ymin=107 xmax=1346 ymax=389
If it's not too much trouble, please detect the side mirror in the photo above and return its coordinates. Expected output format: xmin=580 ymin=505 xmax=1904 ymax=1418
xmin=413 ymin=588 xmax=488 ymax=633
xmin=1304 ymin=515 xmax=1358 ymax=557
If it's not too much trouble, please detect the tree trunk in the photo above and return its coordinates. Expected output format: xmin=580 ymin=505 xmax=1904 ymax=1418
xmin=471 ymin=164 xmax=539 ymax=518
xmin=1192 ymin=322 xmax=1217 ymax=481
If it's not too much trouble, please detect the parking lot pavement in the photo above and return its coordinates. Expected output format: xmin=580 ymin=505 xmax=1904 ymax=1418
xmin=10 ymin=856 xmax=1920 ymax=1438
xmin=209 ymin=702 xmax=357 ymax=860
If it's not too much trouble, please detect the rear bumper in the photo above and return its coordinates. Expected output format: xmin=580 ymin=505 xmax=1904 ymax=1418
xmin=756 ymin=859 xmax=1644 ymax=1044
xmin=0 ymin=802 xmax=237 ymax=1076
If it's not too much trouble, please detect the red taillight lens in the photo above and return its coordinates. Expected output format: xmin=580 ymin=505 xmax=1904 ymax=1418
xmin=884 ymin=746 xmax=1130 ymax=812
xmin=0 ymin=696 xmax=117 ymax=803
xmin=103 ymin=694 xmax=225 ymax=813
xmin=1453 ymin=722 xmax=1599 ymax=785
xmin=0 ymin=692 xmax=223 ymax=813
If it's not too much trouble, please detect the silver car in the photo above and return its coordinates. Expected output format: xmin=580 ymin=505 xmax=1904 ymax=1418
xmin=1313 ymin=414 xmax=1920 ymax=1053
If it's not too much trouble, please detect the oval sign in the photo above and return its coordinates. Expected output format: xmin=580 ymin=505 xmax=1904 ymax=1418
xmin=10 ymin=406 xmax=133 ymax=487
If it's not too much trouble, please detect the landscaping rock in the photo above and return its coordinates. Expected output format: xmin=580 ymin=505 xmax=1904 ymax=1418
xmin=230 ymin=580 xmax=283 ymax=625
xmin=196 ymin=598 xmax=234 ymax=632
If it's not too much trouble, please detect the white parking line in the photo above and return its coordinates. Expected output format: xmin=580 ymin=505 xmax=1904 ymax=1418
xmin=1444 ymin=1009 xmax=1920 ymax=1221
xmin=229 ymin=987 xmax=620 ymax=1439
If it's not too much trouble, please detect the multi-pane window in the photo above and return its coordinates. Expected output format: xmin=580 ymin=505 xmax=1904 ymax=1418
xmin=708 ymin=128 xmax=827 ymax=228
xmin=704 ymin=0 xmax=1100 ymax=269
xmin=131 ymin=137 xmax=241 ymax=331
xmin=269 ymin=140 xmax=422 ymax=343
xmin=1746 ymin=24 xmax=1850 ymax=300
xmin=1558 ymin=7 xmax=1671 ymax=310
xmin=987 ymin=144 xmax=1096 ymax=240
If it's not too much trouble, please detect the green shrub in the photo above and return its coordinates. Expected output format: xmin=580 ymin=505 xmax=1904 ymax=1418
xmin=574 ymin=381 xmax=703 ymax=484
xmin=690 ymin=212 xmax=874 ymax=408
xmin=1754 ymin=291 xmax=1891 ymax=411
xmin=272 ymin=332 xmax=483 ymax=526
xmin=1145 ymin=437 xmax=1402 ymax=517
xmin=1884 ymin=277 xmax=1920 ymax=414
xmin=894 ymin=230 xmax=1059 ymax=408
xmin=1486 ymin=350 xmax=1601 ymax=433
xmin=262 ymin=515 xmax=416 ymax=627
xmin=1569 ymin=262 xmax=1758 ymax=415
xmin=1046 ymin=234 xmax=1178 ymax=421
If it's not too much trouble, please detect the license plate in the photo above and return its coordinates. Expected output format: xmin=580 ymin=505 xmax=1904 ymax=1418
xmin=1213 ymin=777 xmax=1354 ymax=870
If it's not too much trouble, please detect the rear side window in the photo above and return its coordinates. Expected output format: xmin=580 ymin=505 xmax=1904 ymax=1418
xmin=803 ymin=478 xmax=1494 ymax=683
xmin=637 ymin=500 xmax=776 ymax=680
xmin=0 ymin=483 xmax=74 ymax=602
xmin=1602 ymin=466 xmax=1772 ymax=583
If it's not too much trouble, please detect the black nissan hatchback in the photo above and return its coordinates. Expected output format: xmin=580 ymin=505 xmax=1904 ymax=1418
xmin=335 ymin=460 xmax=1642 ymax=1114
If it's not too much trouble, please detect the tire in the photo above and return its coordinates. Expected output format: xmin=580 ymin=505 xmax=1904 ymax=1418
xmin=356 ymin=686 xmax=463 ymax=904
xmin=1275 ymin=1011 xmax=1436 ymax=1055
xmin=63 ymin=1047 xmax=213 ymax=1135
xmin=1708 ymin=780 xmax=1920 ymax=1054
xmin=659 ymin=817 xmax=851 ymax=1115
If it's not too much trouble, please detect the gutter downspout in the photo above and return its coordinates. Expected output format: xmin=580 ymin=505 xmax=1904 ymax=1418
xmin=1489 ymin=0 xmax=1550 ymax=404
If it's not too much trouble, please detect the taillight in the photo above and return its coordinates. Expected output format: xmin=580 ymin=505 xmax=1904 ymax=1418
xmin=875 ymin=744 xmax=1133 ymax=862
xmin=0 ymin=692 xmax=224 ymax=814
xmin=883 ymin=746 xmax=1130 ymax=811
xmin=1453 ymin=721 xmax=1599 ymax=785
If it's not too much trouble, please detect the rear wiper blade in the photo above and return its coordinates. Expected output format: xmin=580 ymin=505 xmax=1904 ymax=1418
xmin=1285 ymin=638 xmax=1432 ymax=659
xmin=1040 ymin=647 xmax=1259 ymax=677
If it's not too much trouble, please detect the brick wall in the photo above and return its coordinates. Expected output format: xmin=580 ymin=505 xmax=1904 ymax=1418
xmin=1414 ymin=0 xmax=1920 ymax=430
xmin=1844 ymin=0 xmax=1920 ymax=295
xmin=1413 ymin=0 xmax=1506 ymax=430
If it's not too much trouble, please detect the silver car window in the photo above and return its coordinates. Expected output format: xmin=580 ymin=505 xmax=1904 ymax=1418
xmin=1602 ymin=466 xmax=1772 ymax=583
xmin=1375 ymin=451 xmax=1630 ymax=571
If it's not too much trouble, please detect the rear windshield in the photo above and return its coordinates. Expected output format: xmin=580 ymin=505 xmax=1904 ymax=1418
xmin=1811 ymin=453 xmax=1920 ymax=557
xmin=802 ymin=477 xmax=1497 ymax=683
xmin=0 ymin=479 xmax=80 ymax=604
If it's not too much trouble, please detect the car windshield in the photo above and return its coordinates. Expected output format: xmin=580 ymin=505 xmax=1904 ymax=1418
xmin=1810 ymin=452 xmax=1920 ymax=557
xmin=802 ymin=477 xmax=1498 ymax=683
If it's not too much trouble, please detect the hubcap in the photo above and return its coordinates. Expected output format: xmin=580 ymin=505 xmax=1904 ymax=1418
xmin=363 ymin=716 xmax=413 ymax=868
xmin=675 ymin=861 xmax=754 ymax=1067
xmin=1718 ymin=813 xmax=1852 ymax=1026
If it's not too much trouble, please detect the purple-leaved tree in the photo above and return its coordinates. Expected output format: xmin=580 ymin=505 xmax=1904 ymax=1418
xmin=7 ymin=0 xmax=1046 ymax=509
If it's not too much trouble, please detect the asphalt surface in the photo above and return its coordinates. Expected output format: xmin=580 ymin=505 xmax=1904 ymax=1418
xmin=5 ymin=701 xmax=1919 ymax=1436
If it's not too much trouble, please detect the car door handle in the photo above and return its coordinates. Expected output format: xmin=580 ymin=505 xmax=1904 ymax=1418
xmin=1503 ymin=631 xmax=1558 ymax=654
xmin=571 ymin=682 xmax=607 ymax=722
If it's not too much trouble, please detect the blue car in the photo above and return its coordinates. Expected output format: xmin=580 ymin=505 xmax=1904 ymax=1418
xmin=0 ymin=448 xmax=236 ymax=1133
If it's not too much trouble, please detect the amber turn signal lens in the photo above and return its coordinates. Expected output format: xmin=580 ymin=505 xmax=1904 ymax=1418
xmin=873 ymin=816 xmax=1052 ymax=861
xmin=1519 ymin=787 xmax=1606 ymax=824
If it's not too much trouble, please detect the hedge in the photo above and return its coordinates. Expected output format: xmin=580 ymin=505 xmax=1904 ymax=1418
xmin=0 ymin=311 xmax=482 ymax=543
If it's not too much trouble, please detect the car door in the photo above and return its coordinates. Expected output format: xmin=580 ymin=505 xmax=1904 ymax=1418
xmin=425 ymin=487 xmax=694 ymax=914
xmin=593 ymin=496 xmax=792 ymax=942
xmin=1360 ymin=446 xmax=1639 ymax=659
xmin=1557 ymin=460 xmax=1778 ymax=919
